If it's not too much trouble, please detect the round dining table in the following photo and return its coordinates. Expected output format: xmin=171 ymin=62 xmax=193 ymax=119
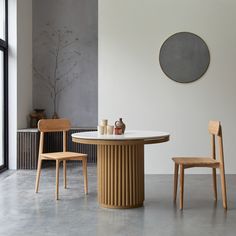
xmin=72 ymin=130 xmax=170 ymax=209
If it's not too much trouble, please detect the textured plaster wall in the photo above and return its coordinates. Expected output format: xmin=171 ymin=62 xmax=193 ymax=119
xmin=33 ymin=0 xmax=98 ymax=127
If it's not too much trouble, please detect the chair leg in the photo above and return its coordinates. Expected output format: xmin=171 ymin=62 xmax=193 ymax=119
xmin=35 ymin=158 xmax=42 ymax=193
xmin=82 ymin=157 xmax=88 ymax=194
xmin=179 ymin=164 xmax=184 ymax=210
xmin=220 ymin=165 xmax=227 ymax=209
xmin=173 ymin=163 xmax=179 ymax=203
xmin=56 ymin=160 xmax=60 ymax=200
xmin=212 ymin=168 xmax=217 ymax=201
xmin=63 ymin=160 xmax=67 ymax=189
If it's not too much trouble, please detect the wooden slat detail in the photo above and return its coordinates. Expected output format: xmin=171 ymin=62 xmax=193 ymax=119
xmin=118 ymin=145 xmax=121 ymax=206
xmin=98 ymin=144 xmax=144 ymax=208
xmin=129 ymin=145 xmax=133 ymax=206
xmin=125 ymin=145 xmax=129 ymax=206
xmin=17 ymin=128 xmax=97 ymax=169
xmin=104 ymin=145 xmax=108 ymax=205
xmin=111 ymin=145 xmax=114 ymax=205
xmin=17 ymin=131 xmax=39 ymax=169
xmin=122 ymin=145 xmax=125 ymax=205
xmin=97 ymin=145 xmax=101 ymax=203
xmin=107 ymin=145 xmax=111 ymax=205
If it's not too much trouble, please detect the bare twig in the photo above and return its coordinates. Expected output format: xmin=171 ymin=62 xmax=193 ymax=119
xmin=57 ymin=62 xmax=78 ymax=80
xmin=61 ymin=39 xmax=79 ymax=49
xmin=33 ymin=67 xmax=54 ymax=89
xmin=34 ymin=25 xmax=81 ymax=115
xmin=56 ymin=74 xmax=78 ymax=95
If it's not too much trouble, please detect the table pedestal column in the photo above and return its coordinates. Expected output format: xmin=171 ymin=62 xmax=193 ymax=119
xmin=97 ymin=143 xmax=144 ymax=209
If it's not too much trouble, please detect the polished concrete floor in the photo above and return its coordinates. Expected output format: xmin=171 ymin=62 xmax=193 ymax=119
xmin=0 ymin=164 xmax=236 ymax=236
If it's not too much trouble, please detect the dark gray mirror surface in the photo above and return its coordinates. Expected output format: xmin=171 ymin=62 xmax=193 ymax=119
xmin=159 ymin=32 xmax=210 ymax=83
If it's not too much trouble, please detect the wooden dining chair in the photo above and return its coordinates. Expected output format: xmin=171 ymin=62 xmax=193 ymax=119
xmin=35 ymin=119 xmax=88 ymax=200
xmin=172 ymin=120 xmax=227 ymax=210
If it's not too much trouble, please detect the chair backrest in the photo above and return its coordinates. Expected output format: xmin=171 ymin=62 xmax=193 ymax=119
xmin=208 ymin=120 xmax=221 ymax=136
xmin=208 ymin=120 xmax=224 ymax=164
xmin=38 ymin=119 xmax=71 ymax=132
xmin=38 ymin=119 xmax=71 ymax=154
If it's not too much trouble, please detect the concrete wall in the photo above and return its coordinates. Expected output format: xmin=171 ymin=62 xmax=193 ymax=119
xmin=17 ymin=0 xmax=32 ymax=128
xmin=33 ymin=0 xmax=98 ymax=127
xmin=99 ymin=0 xmax=236 ymax=174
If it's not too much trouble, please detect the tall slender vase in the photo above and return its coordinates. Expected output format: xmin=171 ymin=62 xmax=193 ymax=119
xmin=52 ymin=112 xmax=59 ymax=119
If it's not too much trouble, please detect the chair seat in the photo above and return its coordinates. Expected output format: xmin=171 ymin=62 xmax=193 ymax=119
xmin=172 ymin=157 xmax=220 ymax=166
xmin=41 ymin=151 xmax=87 ymax=160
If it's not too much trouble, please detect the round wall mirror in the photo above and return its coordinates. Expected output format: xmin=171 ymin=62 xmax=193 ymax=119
xmin=159 ymin=32 xmax=210 ymax=83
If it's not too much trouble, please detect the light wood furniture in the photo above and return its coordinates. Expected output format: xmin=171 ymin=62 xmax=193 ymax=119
xmin=172 ymin=120 xmax=227 ymax=210
xmin=72 ymin=130 xmax=170 ymax=209
xmin=35 ymin=119 xmax=88 ymax=200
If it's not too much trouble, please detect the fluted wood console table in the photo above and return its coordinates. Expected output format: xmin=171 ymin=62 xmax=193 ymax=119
xmin=72 ymin=131 xmax=170 ymax=209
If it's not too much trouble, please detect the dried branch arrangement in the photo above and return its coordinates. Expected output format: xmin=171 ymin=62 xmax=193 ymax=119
xmin=34 ymin=23 xmax=81 ymax=118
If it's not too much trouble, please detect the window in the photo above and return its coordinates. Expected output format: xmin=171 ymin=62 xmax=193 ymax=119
xmin=0 ymin=0 xmax=8 ymax=172
xmin=0 ymin=0 xmax=6 ymax=40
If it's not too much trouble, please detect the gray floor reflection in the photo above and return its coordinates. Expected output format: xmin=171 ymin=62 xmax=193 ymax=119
xmin=0 ymin=165 xmax=235 ymax=236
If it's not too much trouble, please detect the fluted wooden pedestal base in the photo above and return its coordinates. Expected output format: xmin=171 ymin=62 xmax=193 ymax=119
xmin=73 ymin=130 xmax=170 ymax=208
xmin=97 ymin=143 xmax=144 ymax=209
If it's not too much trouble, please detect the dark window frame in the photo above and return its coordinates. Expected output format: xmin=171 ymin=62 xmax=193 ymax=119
xmin=0 ymin=0 xmax=8 ymax=173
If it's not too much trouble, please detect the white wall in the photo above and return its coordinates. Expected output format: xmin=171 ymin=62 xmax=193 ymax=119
xmin=99 ymin=0 xmax=236 ymax=174
xmin=8 ymin=0 xmax=17 ymax=169
xmin=8 ymin=0 xmax=32 ymax=169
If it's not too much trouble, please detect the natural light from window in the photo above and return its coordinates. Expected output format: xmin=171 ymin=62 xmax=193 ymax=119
xmin=0 ymin=51 xmax=3 ymax=166
xmin=0 ymin=0 xmax=5 ymax=40
xmin=0 ymin=0 xmax=6 ymax=169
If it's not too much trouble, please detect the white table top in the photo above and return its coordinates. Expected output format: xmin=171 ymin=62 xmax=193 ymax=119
xmin=72 ymin=130 xmax=170 ymax=141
